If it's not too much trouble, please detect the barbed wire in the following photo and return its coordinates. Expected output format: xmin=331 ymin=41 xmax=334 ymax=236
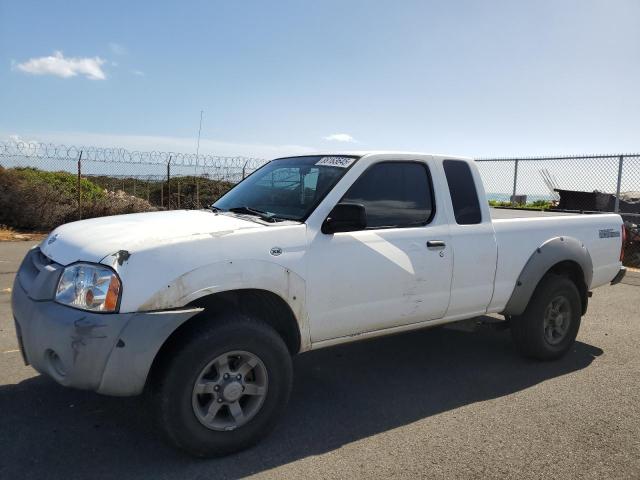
xmin=476 ymin=153 xmax=640 ymax=161
xmin=6 ymin=140 xmax=639 ymax=165
xmin=0 ymin=140 xmax=268 ymax=169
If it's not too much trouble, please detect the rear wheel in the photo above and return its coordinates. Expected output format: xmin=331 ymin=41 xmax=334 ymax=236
xmin=511 ymin=274 xmax=582 ymax=360
xmin=151 ymin=314 xmax=293 ymax=457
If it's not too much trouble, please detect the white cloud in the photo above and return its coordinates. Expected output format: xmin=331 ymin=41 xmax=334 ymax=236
xmin=108 ymin=42 xmax=127 ymax=55
xmin=323 ymin=133 xmax=356 ymax=143
xmin=131 ymin=69 xmax=144 ymax=76
xmin=13 ymin=51 xmax=106 ymax=80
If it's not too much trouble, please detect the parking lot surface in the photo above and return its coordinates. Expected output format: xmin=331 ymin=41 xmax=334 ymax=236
xmin=1 ymin=241 xmax=639 ymax=479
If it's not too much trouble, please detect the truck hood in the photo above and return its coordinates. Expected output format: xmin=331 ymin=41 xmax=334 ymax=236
xmin=40 ymin=210 xmax=262 ymax=266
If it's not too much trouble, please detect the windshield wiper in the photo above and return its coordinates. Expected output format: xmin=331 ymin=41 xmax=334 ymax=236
xmin=209 ymin=205 xmax=224 ymax=212
xmin=228 ymin=206 xmax=282 ymax=223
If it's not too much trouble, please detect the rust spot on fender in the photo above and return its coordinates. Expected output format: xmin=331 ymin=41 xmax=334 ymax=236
xmin=112 ymin=250 xmax=131 ymax=266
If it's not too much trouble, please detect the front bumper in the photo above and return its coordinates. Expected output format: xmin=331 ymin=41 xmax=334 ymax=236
xmin=12 ymin=248 xmax=201 ymax=396
xmin=12 ymin=279 xmax=133 ymax=392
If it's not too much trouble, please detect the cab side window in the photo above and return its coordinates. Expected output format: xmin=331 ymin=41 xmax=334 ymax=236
xmin=341 ymin=162 xmax=435 ymax=228
xmin=443 ymin=160 xmax=482 ymax=225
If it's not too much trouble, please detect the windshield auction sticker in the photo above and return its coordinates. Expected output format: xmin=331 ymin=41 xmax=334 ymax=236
xmin=315 ymin=156 xmax=356 ymax=168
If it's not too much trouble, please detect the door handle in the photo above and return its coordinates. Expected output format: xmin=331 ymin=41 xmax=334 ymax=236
xmin=427 ymin=240 xmax=446 ymax=249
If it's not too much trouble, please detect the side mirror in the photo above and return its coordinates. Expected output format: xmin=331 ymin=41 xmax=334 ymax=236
xmin=321 ymin=203 xmax=367 ymax=234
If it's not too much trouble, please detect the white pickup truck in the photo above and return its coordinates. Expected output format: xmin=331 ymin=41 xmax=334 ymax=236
xmin=12 ymin=152 xmax=626 ymax=456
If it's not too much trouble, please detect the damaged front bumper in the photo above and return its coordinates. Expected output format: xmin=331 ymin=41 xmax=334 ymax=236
xmin=12 ymin=247 xmax=200 ymax=396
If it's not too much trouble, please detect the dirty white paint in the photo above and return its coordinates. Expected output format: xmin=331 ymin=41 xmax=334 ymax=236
xmin=40 ymin=210 xmax=262 ymax=266
xmin=37 ymin=152 xmax=625 ymax=353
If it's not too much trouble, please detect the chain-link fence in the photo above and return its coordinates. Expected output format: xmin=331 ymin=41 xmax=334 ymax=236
xmin=0 ymin=141 xmax=267 ymax=211
xmin=476 ymin=154 xmax=640 ymax=267
xmin=475 ymin=154 xmax=640 ymax=211
xmin=1 ymin=141 xmax=639 ymax=267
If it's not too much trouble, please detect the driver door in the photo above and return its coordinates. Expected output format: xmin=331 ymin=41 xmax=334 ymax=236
xmin=306 ymin=160 xmax=453 ymax=342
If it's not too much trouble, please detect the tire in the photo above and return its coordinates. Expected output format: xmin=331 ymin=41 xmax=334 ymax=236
xmin=510 ymin=274 xmax=582 ymax=360
xmin=151 ymin=314 xmax=293 ymax=457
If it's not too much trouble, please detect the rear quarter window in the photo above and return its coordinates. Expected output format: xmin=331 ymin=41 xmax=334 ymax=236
xmin=443 ymin=160 xmax=482 ymax=225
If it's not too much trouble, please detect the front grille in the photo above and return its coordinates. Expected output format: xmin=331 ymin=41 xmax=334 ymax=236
xmin=32 ymin=248 xmax=53 ymax=271
xmin=17 ymin=248 xmax=63 ymax=300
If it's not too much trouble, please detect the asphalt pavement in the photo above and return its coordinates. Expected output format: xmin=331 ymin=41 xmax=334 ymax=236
xmin=1 ymin=241 xmax=638 ymax=479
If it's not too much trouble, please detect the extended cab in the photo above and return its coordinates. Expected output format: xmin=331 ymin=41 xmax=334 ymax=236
xmin=12 ymin=152 xmax=626 ymax=456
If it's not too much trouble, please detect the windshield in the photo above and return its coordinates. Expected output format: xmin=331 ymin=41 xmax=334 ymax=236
xmin=213 ymin=155 xmax=358 ymax=221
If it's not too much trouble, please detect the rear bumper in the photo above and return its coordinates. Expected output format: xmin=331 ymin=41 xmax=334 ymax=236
xmin=611 ymin=267 xmax=627 ymax=286
xmin=12 ymin=273 xmax=201 ymax=397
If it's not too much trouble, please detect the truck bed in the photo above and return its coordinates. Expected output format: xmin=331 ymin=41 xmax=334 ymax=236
xmin=487 ymin=209 xmax=622 ymax=313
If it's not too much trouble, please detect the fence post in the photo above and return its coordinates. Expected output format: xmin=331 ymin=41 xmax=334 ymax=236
xmin=511 ymin=158 xmax=519 ymax=204
xmin=614 ymin=155 xmax=624 ymax=213
xmin=242 ymin=160 xmax=249 ymax=179
xmin=177 ymin=180 xmax=181 ymax=208
xmin=77 ymin=150 xmax=83 ymax=220
xmin=167 ymin=156 xmax=172 ymax=209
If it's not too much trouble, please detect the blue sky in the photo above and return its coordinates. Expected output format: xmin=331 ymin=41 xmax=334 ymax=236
xmin=1 ymin=0 xmax=639 ymax=158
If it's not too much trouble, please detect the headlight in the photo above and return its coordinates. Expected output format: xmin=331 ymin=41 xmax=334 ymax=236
xmin=55 ymin=263 xmax=121 ymax=312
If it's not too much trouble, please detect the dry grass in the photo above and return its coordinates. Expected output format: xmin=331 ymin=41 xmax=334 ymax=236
xmin=0 ymin=226 xmax=47 ymax=242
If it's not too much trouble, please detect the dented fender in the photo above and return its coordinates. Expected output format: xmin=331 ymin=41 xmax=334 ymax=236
xmin=138 ymin=259 xmax=310 ymax=351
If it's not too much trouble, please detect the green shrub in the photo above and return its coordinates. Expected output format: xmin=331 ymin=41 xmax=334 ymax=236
xmin=488 ymin=199 xmax=553 ymax=210
xmin=88 ymin=175 xmax=234 ymax=208
xmin=0 ymin=166 xmax=155 ymax=231
xmin=488 ymin=200 xmax=512 ymax=207
xmin=11 ymin=167 xmax=105 ymax=202
xmin=529 ymin=199 xmax=553 ymax=209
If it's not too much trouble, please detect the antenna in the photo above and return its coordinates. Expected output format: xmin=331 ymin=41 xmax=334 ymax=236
xmin=196 ymin=110 xmax=204 ymax=159
xmin=195 ymin=110 xmax=204 ymax=177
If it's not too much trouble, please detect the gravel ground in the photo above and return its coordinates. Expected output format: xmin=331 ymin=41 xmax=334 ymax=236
xmin=0 ymin=241 xmax=638 ymax=480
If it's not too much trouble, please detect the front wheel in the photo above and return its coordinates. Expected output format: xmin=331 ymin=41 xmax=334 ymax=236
xmin=511 ymin=274 xmax=582 ymax=360
xmin=151 ymin=315 xmax=293 ymax=457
